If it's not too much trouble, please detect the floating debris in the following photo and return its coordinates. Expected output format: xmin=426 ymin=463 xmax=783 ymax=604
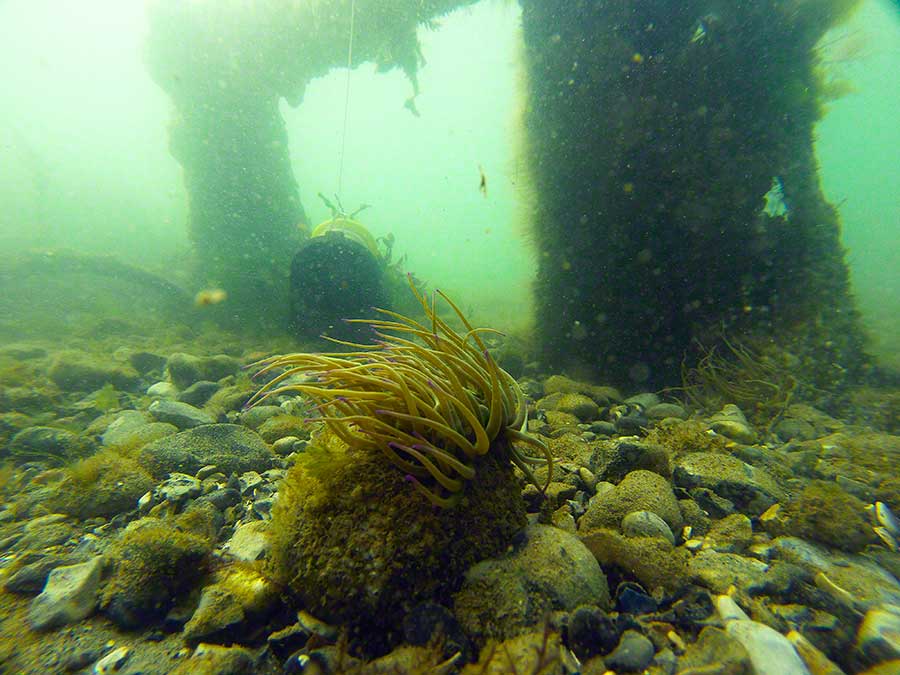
xmin=194 ymin=288 xmax=228 ymax=307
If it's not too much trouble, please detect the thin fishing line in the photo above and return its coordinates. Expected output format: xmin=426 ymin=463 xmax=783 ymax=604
xmin=337 ymin=0 xmax=356 ymax=200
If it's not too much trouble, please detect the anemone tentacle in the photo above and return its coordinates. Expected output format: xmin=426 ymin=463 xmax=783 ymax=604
xmin=250 ymin=274 xmax=552 ymax=507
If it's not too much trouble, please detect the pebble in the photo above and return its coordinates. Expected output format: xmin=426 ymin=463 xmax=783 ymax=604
xmin=199 ymin=488 xmax=242 ymax=511
xmin=182 ymin=586 xmax=245 ymax=643
xmin=177 ymin=380 xmax=220 ymax=407
xmin=673 ymin=452 xmax=784 ymax=515
xmin=555 ymin=393 xmax=600 ymax=421
xmin=725 ymin=620 xmax=810 ymax=675
xmin=27 ymin=557 xmax=103 ymax=631
xmin=138 ymin=424 xmax=274 ymax=478
xmin=224 ymin=521 xmax=271 ymax=562
xmin=605 ymin=629 xmax=655 ymax=672
xmin=615 ymin=582 xmax=658 ymax=614
xmin=708 ymin=404 xmax=757 ymax=444
xmin=196 ymin=465 xmax=220 ymax=480
xmin=454 ymin=524 xmax=610 ymax=639
xmin=239 ymin=405 xmax=283 ymax=430
xmin=567 ymin=605 xmax=621 ymax=660
xmin=591 ymin=439 xmax=670 ymax=483
xmin=238 ymin=471 xmax=264 ymax=495
xmin=4 ymin=555 xmax=77 ymax=595
xmin=625 ymin=393 xmax=660 ymax=409
xmin=646 ymin=402 xmax=687 ymax=420
xmin=856 ymin=605 xmax=900 ymax=663
xmin=716 ymin=594 xmax=811 ymax=675
xmin=273 ymin=436 xmax=300 ymax=455
xmin=621 ymin=510 xmax=676 ymax=545
xmin=148 ymin=399 xmax=215 ymax=429
xmin=93 ymin=646 xmax=130 ymax=674
xmin=689 ymin=550 xmax=769 ymax=594
xmin=158 ymin=473 xmax=202 ymax=503
xmin=164 ymin=352 xmax=240 ymax=389
xmin=147 ymin=381 xmax=178 ymax=399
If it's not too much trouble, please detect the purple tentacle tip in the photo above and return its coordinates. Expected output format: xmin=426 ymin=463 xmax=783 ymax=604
xmin=404 ymin=474 xmax=417 ymax=484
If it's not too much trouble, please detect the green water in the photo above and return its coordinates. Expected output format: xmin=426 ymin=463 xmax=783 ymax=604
xmin=0 ymin=0 xmax=897 ymax=361
xmin=816 ymin=0 xmax=900 ymax=369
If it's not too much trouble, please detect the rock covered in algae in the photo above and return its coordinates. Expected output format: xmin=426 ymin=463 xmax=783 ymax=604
xmin=777 ymin=480 xmax=878 ymax=553
xmin=266 ymin=429 xmax=527 ymax=649
xmin=453 ymin=523 xmax=609 ymax=642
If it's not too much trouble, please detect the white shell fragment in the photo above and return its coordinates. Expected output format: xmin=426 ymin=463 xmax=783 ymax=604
xmin=875 ymin=501 xmax=900 ymax=537
xmin=93 ymin=646 xmax=130 ymax=674
xmin=874 ymin=526 xmax=900 ymax=552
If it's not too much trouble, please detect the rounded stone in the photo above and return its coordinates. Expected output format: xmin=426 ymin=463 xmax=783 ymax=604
xmin=605 ymin=629 xmax=655 ymax=673
xmin=138 ymin=424 xmax=274 ymax=478
xmin=622 ymin=510 xmax=675 ymax=545
xmin=580 ymin=469 xmax=683 ymax=533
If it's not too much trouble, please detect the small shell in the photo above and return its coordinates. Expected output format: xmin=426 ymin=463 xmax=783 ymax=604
xmin=875 ymin=501 xmax=900 ymax=537
xmin=874 ymin=526 xmax=899 ymax=552
xmin=93 ymin=646 xmax=130 ymax=675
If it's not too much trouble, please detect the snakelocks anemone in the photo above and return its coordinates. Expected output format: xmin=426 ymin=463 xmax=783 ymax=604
xmin=246 ymin=275 xmax=552 ymax=507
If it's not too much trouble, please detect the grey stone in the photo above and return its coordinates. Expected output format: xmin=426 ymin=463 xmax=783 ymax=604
xmin=626 ymin=393 xmax=660 ymax=409
xmin=580 ymin=469 xmax=683 ymax=533
xmin=856 ymin=605 xmax=900 ymax=663
xmin=165 ymin=353 xmax=241 ymax=389
xmin=93 ymin=646 xmax=131 ymax=674
xmin=183 ymin=586 xmax=245 ymax=643
xmin=239 ymin=405 xmax=283 ymax=430
xmin=158 ymin=473 xmax=202 ymax=503
xmin=224 ymin=521 xmax=270 ymax=562
xmin=27 ymin=557 xmax=102 ymax=630
xmin=605 ymin=629 xmax=655 ymax=673
xmin=48 ymin=351 xmax=140 ymax=392
xmin=6 ymin=426 xmax=95 ymax=464
xmin=102 ymin=413 xmax=176 ymax=449
xmin=454 ymin=524 xmax=609 ymax=640
xmin=238 ymin=471 xmax=264 ymax=495
xmin=4 ymin=555 xmax=79 ymax=595
xmin=273 ymin=435 xmax=300 ymax=456
xmin=180 ymin=644 xmax=254 ymax=674
xmin=678 ymin=626 xmax=751 ymax=674
xmin=555 ymin=393 xmax=600 ymax=421
xmin=775 ymin=418 xmax=817 ymax=442
xmin=129 ymin=350 xmax=166 ymax=375
xmin=704 ymin=513 xmax=754 ymax=553
xmin=590 ymin=440 xmax=670 ymax=484
xmin=148 ymin=399 xmax=216 ymax=429
xmin=673 ymin=452 xmax=784 ymax=515
xmin=646 ymin=402 xmax=687 ymax=420
xmin=177 ymin=380 xmax=221 ymax=407
xmin=198 ymin=488 xmax=241 ymax=511
xmin=138 ymin=423 xmax=273 ymax=478
xmin=708 ymin=404 xmax=757 ymax=444
xmin=772 ymin=537 xmax=900 ymax=613
xmin=18 ymin=515 xmax=75 ymax=549
xmin=146 ymin=381 xmax=178 ymax=399
xmin=621 ymin=510 xmax=675 ymax=545
xmin=689 ymin=550 xmax=769 ymax=594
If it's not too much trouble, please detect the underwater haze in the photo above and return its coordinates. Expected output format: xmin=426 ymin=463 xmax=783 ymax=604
xmin=0 ymin=0 xmax=897 ymax=350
